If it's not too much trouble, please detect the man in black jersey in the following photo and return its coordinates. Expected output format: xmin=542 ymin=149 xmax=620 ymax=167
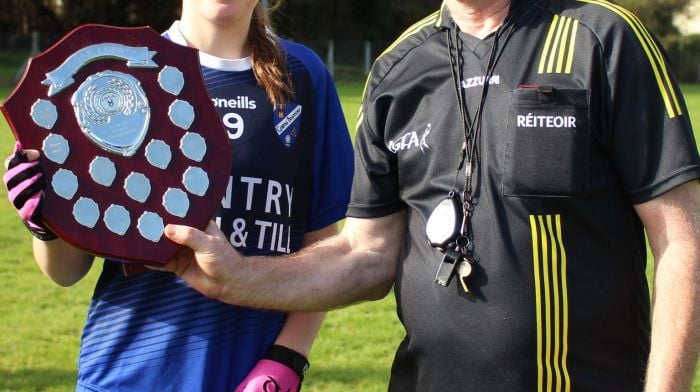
xmin=159 ymin=0 xmax=700 ymax=390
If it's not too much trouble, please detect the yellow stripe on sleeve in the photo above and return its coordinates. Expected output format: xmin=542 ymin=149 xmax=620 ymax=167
xmin=539 ymin=15 xmax=579 ymax=75
xmin=538 ymin=14 xmax=561 ymax=74
xmin=556 ymin=17 xmax=573 ymax=73
xmin=565 ymin=20 xmax=579 ymax=74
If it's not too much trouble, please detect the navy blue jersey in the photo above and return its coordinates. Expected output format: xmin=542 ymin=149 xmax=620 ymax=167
xmin=76 ymin=21 xmax=353 ymax=391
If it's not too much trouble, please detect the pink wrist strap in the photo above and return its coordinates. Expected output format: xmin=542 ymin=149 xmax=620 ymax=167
xmin=235 ymin=359 xmax=301 ymax=392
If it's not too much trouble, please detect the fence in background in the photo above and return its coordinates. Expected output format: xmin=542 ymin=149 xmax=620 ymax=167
xmin=2 ymin=32 xmax=698 ymax=83
xmin=0 ymin=32 xmax=391 ymax=84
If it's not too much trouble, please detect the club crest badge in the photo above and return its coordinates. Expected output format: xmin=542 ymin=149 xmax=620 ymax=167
xmin=273 ymin=102 xmax=302 ymax=148
xmin=1 ymin=25 xmax=232 ymax=264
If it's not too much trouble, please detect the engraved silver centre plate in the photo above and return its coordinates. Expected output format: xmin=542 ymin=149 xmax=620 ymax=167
xmin=72 ymin=70 xmax=150 ymax=157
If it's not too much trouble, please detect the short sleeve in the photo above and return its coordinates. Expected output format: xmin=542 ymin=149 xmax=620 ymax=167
xmin=346 ymin=78 xmax=406 ymax=218
xmin=602 ymin=17 xmax=700 ymax=203
xmin=306 ymin=66 xmax=355 ymax=231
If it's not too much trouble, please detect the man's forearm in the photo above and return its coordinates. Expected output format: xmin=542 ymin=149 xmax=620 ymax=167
xmin=223 ymin=231 xmax=399 ymax=311
xmin=645 ymin=242 xmax=700 ymax=391
xmin=162 ymin=213 xmax=406 ymax=312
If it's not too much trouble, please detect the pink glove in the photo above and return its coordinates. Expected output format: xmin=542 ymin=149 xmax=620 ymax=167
xmin=235 ymin=359 xmax=302 ymax=392
xmin=3 ymin=143 xmax=56 ymax=240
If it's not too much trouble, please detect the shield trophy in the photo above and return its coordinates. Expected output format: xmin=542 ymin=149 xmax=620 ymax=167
xmin=1 ymin=24 xmax=232 ymax=265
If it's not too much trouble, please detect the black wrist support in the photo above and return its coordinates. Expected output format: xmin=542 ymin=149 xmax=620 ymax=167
xmin=264 ymin=344 xmax=310 ymax=380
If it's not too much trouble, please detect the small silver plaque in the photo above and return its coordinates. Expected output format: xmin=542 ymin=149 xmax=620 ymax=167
xmin=30 ymin=99 xmax=58 ymax=130
xmin=73 ymin=197 xmax=100 ymax=228
xmin=182 ymin=166 xmax=209 ymax=197
xmin=168 ymin=99 xmax=195 ymax=130
xmin=124 ymin=172 xmax=151 ymax=203
xmin=163 ymin=188 xmax=190 ymax=218
xmin=138 ymin=212 xmax=164 ymax=242
xmin=180 ymin=132 xmax=207 ymax=162
xmin=104 ymin=204 xmax=131 ymax=236
xmin=51 ymin=169 xmax=79 ymax=200
xmin=158 ymin=66 xmax=185 ymax=96
xmin=89 ymin=156 xmax=117 ymax=186
xmin=43 ymin=134 xmax=70 ymax=164
xmin=145 ymin=139 xmax=172 ymax=169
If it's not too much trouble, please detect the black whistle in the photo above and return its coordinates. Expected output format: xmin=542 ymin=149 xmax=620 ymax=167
xmin=434 ymin=248 xmax=462 ymax=287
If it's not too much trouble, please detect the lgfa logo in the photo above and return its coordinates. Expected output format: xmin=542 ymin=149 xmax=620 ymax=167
xmin=387 ymin=123 xmax=432 ymax=154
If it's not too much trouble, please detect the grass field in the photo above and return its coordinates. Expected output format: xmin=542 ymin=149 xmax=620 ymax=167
xmin=0 ymin=80 xmax=698 ymax=391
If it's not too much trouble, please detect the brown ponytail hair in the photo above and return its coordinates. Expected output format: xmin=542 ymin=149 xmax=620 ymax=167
xmin=249 ymin=2 xmax=293 ymax=107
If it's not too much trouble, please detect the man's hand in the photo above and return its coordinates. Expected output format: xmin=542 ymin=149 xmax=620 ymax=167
xmin=160 ymin=220 xmax=245 ymax=301
xmin=157 ymin=213 xmax=405 ymax=311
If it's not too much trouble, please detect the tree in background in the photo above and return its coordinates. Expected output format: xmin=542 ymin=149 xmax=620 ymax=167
xmin=620 ymin=0 xmax=700 ymax=82
xmin=619 ymin=0 xmax=692 ymax=37
xmin=59 ymin=0 xmax=180 ymax=33
xmin=272 ymin=0 xmax=435 ymax=43
xmin=0 ymin=0 xmax=692 ymax=45
xmin=618 ymin=0 xmax=699 ymax=82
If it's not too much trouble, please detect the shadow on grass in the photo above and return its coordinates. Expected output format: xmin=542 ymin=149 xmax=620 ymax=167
xmin=0 ymin=368 xmax=76 ymax=391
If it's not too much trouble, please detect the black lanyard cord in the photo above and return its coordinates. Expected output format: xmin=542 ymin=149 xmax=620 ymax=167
xmin=444 ymin=5 xmax=523 ymax=243
xmin=446 ymin=26 xmax=500 ymax=204
xmin=446 ymin=28 xmax=468 ymax=197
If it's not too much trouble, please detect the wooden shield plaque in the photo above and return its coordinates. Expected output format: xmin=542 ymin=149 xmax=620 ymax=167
xmin=1 ymin=24 xmax=232 ymax=264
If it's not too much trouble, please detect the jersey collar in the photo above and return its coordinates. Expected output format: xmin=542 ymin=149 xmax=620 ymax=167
xmin=164 ymin=21 xmax=253 ymax=72
xmin=435 ymin=0 xmax=529 ymax=31
xmin=435 ymin=2 xmax=453 ymax=31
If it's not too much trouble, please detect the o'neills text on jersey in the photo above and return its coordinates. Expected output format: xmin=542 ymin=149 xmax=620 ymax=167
xmin=212 ymin=95 xmax=257 ymax=110
xmin=212 ymin=95 xmax=257 ymax=140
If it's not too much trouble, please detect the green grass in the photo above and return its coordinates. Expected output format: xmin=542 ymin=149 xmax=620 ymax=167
xmin=683 ymin=84 xmax=700 ymax=133
xmin=0 ymin=81 xmax=698 ymax=391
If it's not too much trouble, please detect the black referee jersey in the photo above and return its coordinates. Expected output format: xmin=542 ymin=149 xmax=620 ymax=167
xmin=347 ymin=0 xmax=700 ymax=390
